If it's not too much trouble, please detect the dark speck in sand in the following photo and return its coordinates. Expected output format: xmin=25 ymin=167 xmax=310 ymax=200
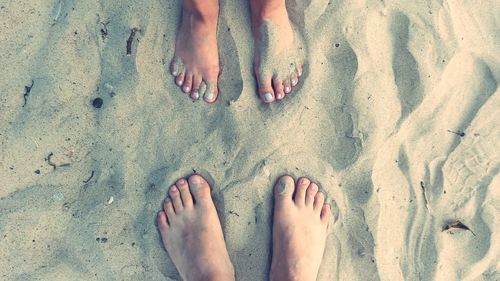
xmin=335 ymin=43 xmax=340 ymax=47
xmin=96 ymin=237 xmax=108 ymax=243
xmin=92 ymin=98 xmax=103 ymax=108
xmin=35 ymin=169 xmax=40 ymax=174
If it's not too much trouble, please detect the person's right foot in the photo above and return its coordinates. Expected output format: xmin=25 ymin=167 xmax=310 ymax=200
xmin=169 ymin=0 xmax=220 ymax=103
xmin=270 ymin=175 xmax=331 ymax=281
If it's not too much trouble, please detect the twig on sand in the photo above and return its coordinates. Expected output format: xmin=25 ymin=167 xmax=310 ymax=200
xmin=46 ymin=152 xmax=56 ymax=170
xmin=83 ymin=170 xmax=95 ymax=183
xmin=442 ymin=220 xmax=476 ymax=236
xmin=126 ymin=28 xmax=139 ymax=56
xmin=420 ymin=181 xmax=429 ymax=210
xmin=22 ymin=80 xmax=34 ymax=107
xmin=447 ymin=129 xmax=465 ymax=137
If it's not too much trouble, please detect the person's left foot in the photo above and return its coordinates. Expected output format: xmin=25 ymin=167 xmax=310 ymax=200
xmin=250 ymin=0 xmax=304 ymax=103
xmin=157 ymin=174 xmax=235 ymax=281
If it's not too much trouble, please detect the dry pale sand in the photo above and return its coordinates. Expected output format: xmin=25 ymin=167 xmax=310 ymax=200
xmin=1 ymin=0 xmax=499 ymax=280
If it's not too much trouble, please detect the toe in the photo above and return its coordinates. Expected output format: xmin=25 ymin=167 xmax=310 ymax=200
xmin=313 ymin=192 xmax=325 ymax=213
xmin=291 ymin=73 xmax=299 ymax=87
xmin=203 ymin=80 xmax=218 ymax=103
xmin=182 ymin=73 xmax=193 ymax=93
xmin=296 ymin=63 xmax=303 ymax=77
xmin=257 ymin=75 xmax=275 ymax=103
xmin=169 ymin=185 xmax=184 ymax=212
xmin=294 ymin=177 xmax=310 ymax=205
xmin=321 ymin=204 xmax=331 ymax=225
xmin=274 ymin=175 xmax=295 ymax=202
xmin=175 ymin=71 xmax=185 ymax=87
xmin=188 ymin=174 xmax=212 ymax=205
xmin=157 ymin=211 xmax=169 ymax=230
xmin=305 ymin=182 xmax=319 ymax=206
xmin=163 ymin=196 xmax=176 ymax=218
xmin=176 ymin=178 xmax=193 ymax=208
xmin=273 ymin=78 xmax=285 ymax=100
xmin=191 ymin=76 xmax=203 ymax=100
xmin=283 ymin=79 xmax=291 ymax=94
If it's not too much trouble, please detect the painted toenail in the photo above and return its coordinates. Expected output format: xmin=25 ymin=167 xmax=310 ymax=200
xmin=177 ymin=80 xmax=183 ymax=86
xmin=204 ymin=91 xmax=214 ymax=101
xmin=172 ymin=71 xmax=178 ymax=76
xmin=184 ymin=86 xmax=190 ymax=92
xmin=292 ymin=79 xmax=298 ymax=86
xmin=264 ymin=92 xmax=273 ymax=102
xmin=193 ymin=91 xmax=199 ymax=99
xmin=285 ymin=86 xmax=291 ymax=93
xmin=276 ymin=93 xmax=283 ymax=99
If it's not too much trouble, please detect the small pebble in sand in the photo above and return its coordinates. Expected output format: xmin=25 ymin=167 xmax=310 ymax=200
xmin=107 ymin=196 xmax=114 ymax=205
xmin=92 ymin=98 xmax=103 ymax=108
xmin=34 ymin=169 xmax=40 ymax=174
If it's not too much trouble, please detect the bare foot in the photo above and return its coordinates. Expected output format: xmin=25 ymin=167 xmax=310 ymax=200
xmin=270 ymin=175 xmax=331 ymax=281
xmin=157 ymin=174 xmax=235 ymax=281
xmin=250 ymin=0 xmax=304 ymax=103
xmin=169 ymin=0 xmax=220 ymax=103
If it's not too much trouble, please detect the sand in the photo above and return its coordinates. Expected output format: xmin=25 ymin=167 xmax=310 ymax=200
xmin=1 ymin=0 xmax=499 ymax=280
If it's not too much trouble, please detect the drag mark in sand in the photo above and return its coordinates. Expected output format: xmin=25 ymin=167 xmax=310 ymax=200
xmin=126 ymin=28 xmax=139 ymax=56
xmin=442 ymin=220 xmax=476 ymax=236
xmin=22 ymin=80 xmax=34 ymax=107
xmin=419 ymin=181 xmax=429 ymax=210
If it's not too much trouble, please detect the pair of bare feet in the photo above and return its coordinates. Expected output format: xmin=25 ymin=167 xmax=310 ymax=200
xmin=169 ymin=0 xmax=303 ymax=103
xmin=157 ymin=174 xmax=331 ymax=281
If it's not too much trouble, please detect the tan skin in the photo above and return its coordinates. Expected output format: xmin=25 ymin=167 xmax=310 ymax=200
xmin=169 ymin=0 xmax=303 ymax=104
xmin=157 ymin=174 xmax=331 ymax=281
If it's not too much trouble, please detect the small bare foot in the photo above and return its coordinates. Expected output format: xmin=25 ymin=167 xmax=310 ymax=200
xmin=250 ymin=0 xmax=304 ymax=103
xmin=270 ymin=175 xmax=331 ymax=281
xmin=157 ymin=174 xmax=235 ymax=281
xmin=169 ymin=0 xmax=220 ymax=103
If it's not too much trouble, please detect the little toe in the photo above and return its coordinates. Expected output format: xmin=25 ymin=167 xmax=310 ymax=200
xmin=182 ymin=73 xmax=193 ymax=93
xmin=321 ymin=204 xmax=331 ymax=225
xmin=273 ymin=78 xmax=285 ymax=100
xmin=283 ymin=79 xmax=291 ymax=94
xmin=157 ymin=211 xmax=169 ymax=230
xmin=294 ymin=177 xmax=310 ymax=205
xmin=176 ymin=178 xmax=193 ymax=208
xmin=175 ymin=71 xmax=185 ymax=87
xmin=258 ymin=75 xmax=275 ymax=103
xmin=169 ymin=185 xmax=184 ymax=212
xmin=163 ymin=196 xmax=176 ymax=218
xmin=203 ymin=80 xmax=218 ymax=103
xmin=313 ymin=192 xmax=325 ymax=213
xmin=305 ymin=182 xmax=319 ymax=206
xmin=274 ymin=175 xmax=295 ymax=203
xmin=187 ymin=174 xmax=212 ymax=205
xmin=296 ymin=63 xmax=303 ymax=77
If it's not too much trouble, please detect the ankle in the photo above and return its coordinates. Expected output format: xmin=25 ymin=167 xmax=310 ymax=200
xmin=183 ymin=0 xmax=219 ymax=23
xmin=250 ymin=0 xmax=286 ymax=20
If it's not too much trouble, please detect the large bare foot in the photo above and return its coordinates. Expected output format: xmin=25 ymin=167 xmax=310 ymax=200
xmin=157 ymin=174 xmax=235 ymax=281
xmin=250 ymin=0 xmax=304 ymax=103
xmin=270 ymin=175 xmax=331 ymax=281
xmin=170 ymin=0 xmax=220 ymax=103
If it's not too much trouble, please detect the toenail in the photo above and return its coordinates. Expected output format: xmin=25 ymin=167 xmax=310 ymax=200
xmin=177 ymin=80 xmax=183 ymax=86
xmin=285 ymin=86 xmax=291 ymax=93
xmin=172 ymin=71 xmax=178 ymax=76
xmin=276 ymin=93 xmax=283 ymax=99
xmin=292 ymin=79 xmax=298 ymax=86
xmin=204 ymin=91 xmax=214 ymax=101
xmin=171 ymin=186 xmax=179 ymax=193
xmin=184 ymin=86 xmax=190 ymax=92
xmin=193 ymin=91 xmax=200 ymax=99
xmin=311 ymin=185 xmax=318 ymax=191
xmin=177 ymin=179 xmax=186 ymax=185
xmin=264 ymin=92 xmax=273 ymax=102
xmin=190 ymin=176 xmax=201 ymax=184
xmin=279 ymin=177 xmax=292 ymax=194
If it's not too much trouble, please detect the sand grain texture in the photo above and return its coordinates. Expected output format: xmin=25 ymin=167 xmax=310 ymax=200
xmin=0 ymin=0 xmax=499 ymax=280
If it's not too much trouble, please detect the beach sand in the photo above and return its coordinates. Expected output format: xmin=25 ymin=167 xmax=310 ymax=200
xmin=1 ymin=0 xmax=499 ymax=280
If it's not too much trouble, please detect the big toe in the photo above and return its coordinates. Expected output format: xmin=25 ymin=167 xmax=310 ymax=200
xmin=188 ymin=174 xmax=213 ymax=205
xmin=257 ymin=74 xmax=275 ymax=103
xmin=274 ymin=175 xmax=296 ymax=204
